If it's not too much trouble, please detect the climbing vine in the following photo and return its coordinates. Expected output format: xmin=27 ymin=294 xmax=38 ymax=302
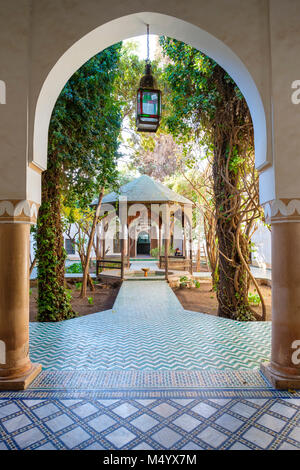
xmin=160 ymin=37 xmax=265 ymax=321
xmin=36 ymin=154 xmax=75 ymax=321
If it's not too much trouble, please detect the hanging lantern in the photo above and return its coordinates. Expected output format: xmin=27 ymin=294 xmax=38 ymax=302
xmin=136 ymin=26 xmax=162 ymax=133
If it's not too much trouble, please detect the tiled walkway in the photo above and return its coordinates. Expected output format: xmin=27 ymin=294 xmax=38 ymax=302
xmin=29 ymin=281 xmax=271 ymax=370
xmin=1 ymin=280 xmax=299 ymax=451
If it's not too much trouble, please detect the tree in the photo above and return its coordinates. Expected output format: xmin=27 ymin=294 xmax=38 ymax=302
xmin=63 ymin=206 xmax=96 ymax=291
xmin=160 ymin=37 xmax=265 ymax=321
xmin=166 ymin=166 xmax=219 ymax=285
xmin=130 ymin=132 xmax=181 ymax=181
xmin=36 ymin=44 xmax=122 ymax=321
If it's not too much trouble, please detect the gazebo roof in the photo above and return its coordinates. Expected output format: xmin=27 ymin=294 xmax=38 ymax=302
xmin=98 ymin=175 xmax=193 ymax=206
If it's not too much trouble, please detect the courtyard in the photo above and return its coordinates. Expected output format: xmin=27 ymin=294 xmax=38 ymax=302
xmin=1 ymin=0 xmax=300 ymax=457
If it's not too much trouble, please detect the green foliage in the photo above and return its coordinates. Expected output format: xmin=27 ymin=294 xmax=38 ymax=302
xmin=150 ymin=245 xmax=174 ymax=257
xmin=37 ymin=44 xmax=123 ymax=321
xmin=160 ymin=37 xmax=259 ymax=321
xmin=114 ymin=41 xmax=145 ymax=128
xmin=160 ymin=37 xmax=219 ymax=139
xmin=49 ymin=43 xmax=123 ymax=208
xmin=235 ymin=305 xmax=256 ymax=322
xmin=75 ymin=282 xmax=82 ymax=290
xmin=67 ymin=263 xmax=83 ymax=274
xmin=228 ymin=146 xmax=245 ymax=175
xmin=36 ymin=198 xmax=75 ymax=322
xmin=248 ymin=292 xmax=261 ymax=306
xmin=179 ymin=276 xmax=191 ymax=288
xmin=179 ymin=277 xmax=200 ymax=288
xmin=150 ymin=248 xmax=159 ymax=258
xmin=87 ymin=296 xmax=94 ymax=305
xmin=65 ymin=289 xmax=72 ymax=303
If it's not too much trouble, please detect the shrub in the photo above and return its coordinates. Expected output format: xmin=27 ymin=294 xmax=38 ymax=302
xmin=65 ymin=289 xmax=72 ymax=302
xmin=248 ymin=292 xmax=261 ymax=306
xmin=179 ymin=276 xmax=190 ymax=288
xmin=150 ymin=245 xmax=175 ymax=258
xmin=67 ymin=262 xmax=82 ymax=274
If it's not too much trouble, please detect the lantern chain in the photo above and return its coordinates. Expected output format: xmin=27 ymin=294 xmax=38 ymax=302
xmin=146 ymin=24 xmax=150 ymax=64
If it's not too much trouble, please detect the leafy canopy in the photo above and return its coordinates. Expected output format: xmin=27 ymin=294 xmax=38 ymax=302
xmin=49 ymin=43 xmax=123 ymax=208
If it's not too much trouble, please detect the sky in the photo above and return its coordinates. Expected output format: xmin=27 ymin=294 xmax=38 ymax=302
xmin=123 ymin=34 xmax=158 ymax=61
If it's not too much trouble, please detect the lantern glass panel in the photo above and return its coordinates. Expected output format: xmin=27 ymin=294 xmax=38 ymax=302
xmin=136 ymin=88 xmax=161 ymax=132
xmin=141 ymin=91 xmax=159 ymax=116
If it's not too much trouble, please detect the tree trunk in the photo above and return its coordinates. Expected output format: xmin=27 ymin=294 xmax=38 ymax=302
xmin=81 ymin=187 xmax=105 ymax=298
xmin=203 ymin=212 xmax=218 ymax=288
xmin=36 ymin=154 xmax=75 ymax=321
xmin=78 ymin=252 xmax=94 ymax=292
xmin=29 ymin=257 xmax=36 ymax=276
xmin=212 ymin=138 xmax=253 ymax=321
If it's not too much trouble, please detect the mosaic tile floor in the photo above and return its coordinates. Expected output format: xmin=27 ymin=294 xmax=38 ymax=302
xmin=29 ymin=281 xmax=271 ymax=370
xmin=1 ymin=280 xmax=299 ymax=451
xmin=0 ymin=383 xmax=299 ymax=450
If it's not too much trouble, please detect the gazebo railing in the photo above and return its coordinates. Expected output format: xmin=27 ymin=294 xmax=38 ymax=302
xmin=159 ymin=255 xmax=193 ymax=274
xmin=96 ymin=259 xmax=123 ymax=278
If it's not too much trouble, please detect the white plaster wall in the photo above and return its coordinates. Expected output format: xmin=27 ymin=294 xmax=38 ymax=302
xmin=251 ymin=222 xmax=272 ymax=268
xmin=30 ymin=224 xmax=97 ymax=262
xmin=0 ymin=1 xmax=31 ymax=200
xmin=269 ymin=0 xmax=300 ymax=198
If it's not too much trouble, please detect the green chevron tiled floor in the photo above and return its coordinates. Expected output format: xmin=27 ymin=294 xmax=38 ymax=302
xmin=29 ymin=281 xmax=271 ymax=370
xmin=1 ymin=280 xmax=300 ymax=451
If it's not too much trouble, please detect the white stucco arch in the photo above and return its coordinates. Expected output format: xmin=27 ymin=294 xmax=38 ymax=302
xmin=33 ymin=12 xmax=267 ymax=175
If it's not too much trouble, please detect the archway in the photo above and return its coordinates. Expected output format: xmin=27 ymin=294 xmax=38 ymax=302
xmin=31 ymin=11 xmax=269 ymax=382
xmin=32 ymin=12 xmax=267 ymax=175
xmin=1 ymin=11 xmax=278 ymax=391
xmin=137 ymin=231 xmax=151 ymax=256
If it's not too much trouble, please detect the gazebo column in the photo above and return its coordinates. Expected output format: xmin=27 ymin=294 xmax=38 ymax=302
xmin=119 ymin=198 xmax=127 ymax=281
xmin=0 ymin=202 xmax=42 ymax=390
xmin=127 ymin=235 xmax=130 ymax=267
xmin=189 ymin=222 xmax=193 ymax=275
xmin=158 ymin=221 xmax=162 ymax=267
xmin=182 ymin=213 xmax=186 ymax=257
xmin=133 ymin=228 xmax=137 ymax=258
xmin=261 ymin=203 xmax=300 ymax=389
xmin=96 ymin=228 xmax=100 ymax=260
xmin=165 ymin=237 xmax=169 ymax=282
xmin=164 ymin=204 xmax=170 ymax=282
xmin=95 ymin=225 xmax=100 ymax=276
xmin=102 ymin=226 xmax=106 ymax=259
xmin=121 ymin=237 xmax=125 ymax=280
xmin=101 ymin=223 xmax=106 ymax=271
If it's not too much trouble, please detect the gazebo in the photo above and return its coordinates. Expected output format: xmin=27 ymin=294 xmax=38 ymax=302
xmin=95 ymin=175 xmax=194 ymax=281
